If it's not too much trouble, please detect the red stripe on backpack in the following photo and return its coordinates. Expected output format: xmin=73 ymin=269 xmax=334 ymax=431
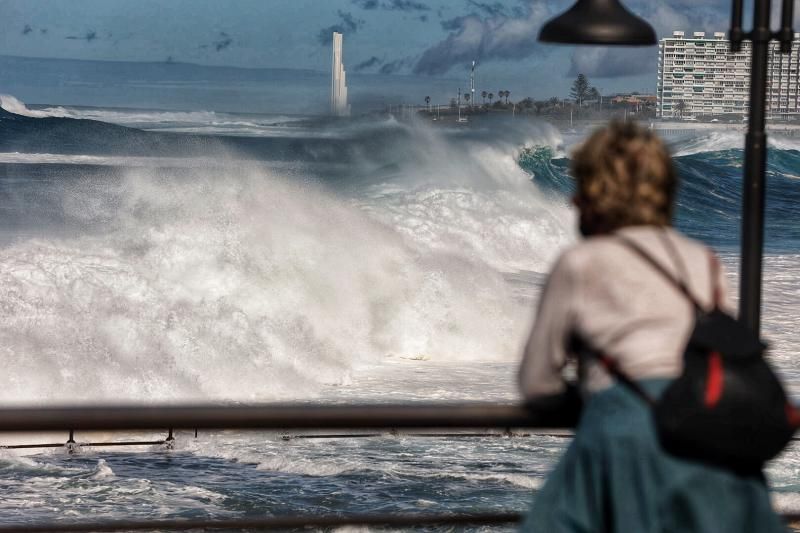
xmin=786 ymin=402 xmax=800 ymax=429
xmin=704 ymin=351 xmax=724 ymax=408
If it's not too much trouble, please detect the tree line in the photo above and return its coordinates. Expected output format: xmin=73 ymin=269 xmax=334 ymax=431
xmin=420 ymin=73 xmax=655 ymax=120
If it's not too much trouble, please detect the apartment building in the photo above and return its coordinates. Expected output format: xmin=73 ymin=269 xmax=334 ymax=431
xmin=657 ymin=30 xmax=800 ymax=120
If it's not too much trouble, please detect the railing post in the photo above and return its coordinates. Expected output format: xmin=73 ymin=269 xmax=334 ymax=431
xmin=165 ymin=427 xmax=175 ymax=449
xmin=65 ymin=429 xmax=77 ymax=454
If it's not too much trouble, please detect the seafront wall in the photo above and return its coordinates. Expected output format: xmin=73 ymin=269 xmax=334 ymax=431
xmin=652 ymin=121 xmax=800 ymax=137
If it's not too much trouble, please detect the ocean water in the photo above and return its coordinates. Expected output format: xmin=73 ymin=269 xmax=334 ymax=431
xmin=1 ymin=94 xmax=800 ymax=529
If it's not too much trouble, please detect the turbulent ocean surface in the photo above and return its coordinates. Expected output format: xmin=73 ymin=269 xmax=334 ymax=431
xmin=2 ymin=94 xmax=800 ymax=528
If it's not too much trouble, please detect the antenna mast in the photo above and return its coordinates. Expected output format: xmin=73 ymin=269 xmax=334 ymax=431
xmin=470 ymin=61 xmax=476 ymax=105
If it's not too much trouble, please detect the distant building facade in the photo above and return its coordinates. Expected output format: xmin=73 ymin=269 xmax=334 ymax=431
xmin=331 ymin=32 xmax=350 ymax=117
xmin=609 ymin=94 xmax=657 ymax=106
xmin=657 ymin=30 xmax=800 ymax=120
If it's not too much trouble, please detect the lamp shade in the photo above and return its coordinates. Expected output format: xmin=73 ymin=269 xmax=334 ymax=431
xmin=539 ymin=0 xmax=656 ymax=45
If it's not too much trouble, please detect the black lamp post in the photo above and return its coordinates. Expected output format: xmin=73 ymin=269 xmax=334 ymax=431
xmin=539 ymin=0 xmax=796 ymax=334
xmin=731 ymin=0 xmax=794 ymax=333
xmin=539 ymin=0 xmax=655 ymax=45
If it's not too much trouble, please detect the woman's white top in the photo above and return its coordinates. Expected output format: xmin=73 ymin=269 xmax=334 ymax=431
xmin=519 ymin=225 xmax=732 ymax=399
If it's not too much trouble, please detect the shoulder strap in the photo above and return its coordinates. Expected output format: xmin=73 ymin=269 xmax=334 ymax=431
xmin=709 ymin=252 xmax=722 ymax=308
xmin=615 ymin=233 xmax=704 ymax=311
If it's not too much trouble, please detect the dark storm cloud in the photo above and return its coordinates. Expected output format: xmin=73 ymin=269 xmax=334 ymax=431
xmin=566 ymin=0 xmax=728 ymax=78
xmin=385 ymin=0 xmax=430 ymax=11
xmin=414 ymin=2 xmax=550 ymax=75
xmin=354 ymin=56 xmax=384 ymax=71
xmin=440 ymin=16 xmax=465 ymax=31
xmin=351 ymin=0 xmax=430 ymax=12
xmin=66 ymin=30 xmax=98 ymax=42
xmin=22 ymin=24 xmax=33 ymax=35
xmin=198 ymin=32 xmax=233 ymax=52
xmin=510 ymin=5 xmax=526 ymax=17
xmin=213 ymin=32 xmax=233 ymax=52
xmin=317 ymin=10 xmax=365 ymax=45
xmin=466 ymin=1 xmax=508 ymax=17
xmin=352 ymin=0 xmax=380 ymax=8
xmin=380 ymin=56 xmax=414 ymax=74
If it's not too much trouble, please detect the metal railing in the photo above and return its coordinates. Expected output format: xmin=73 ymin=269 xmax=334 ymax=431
xmin=0 ymin=402 xmax=795 ymax=531
xmin=0 ymin=402 xmax=565 ymax=532
xmin=0 ymin=512 xmax=525 ymax=532
xmin=0 ymin=402 xmax=568 ymax=433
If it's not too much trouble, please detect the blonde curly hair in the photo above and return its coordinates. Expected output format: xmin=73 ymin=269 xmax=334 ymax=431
xmin=571 ymin=121 xmax=677 ymax=235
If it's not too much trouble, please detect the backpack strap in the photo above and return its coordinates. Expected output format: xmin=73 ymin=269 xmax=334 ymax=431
xmin=709 ymin=252 xmax=722 ymax=309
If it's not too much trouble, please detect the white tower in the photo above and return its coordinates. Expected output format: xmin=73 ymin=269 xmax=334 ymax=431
xmin=331 ymin=32 xmax=351 ymax=117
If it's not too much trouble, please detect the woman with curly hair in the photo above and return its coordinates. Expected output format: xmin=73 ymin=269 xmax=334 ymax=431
xmin=518 ymin=121 xmax=785 ymax=532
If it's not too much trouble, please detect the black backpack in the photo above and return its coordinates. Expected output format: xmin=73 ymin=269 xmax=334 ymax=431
xmin=585 ymin=233 xmax=797 ymax=473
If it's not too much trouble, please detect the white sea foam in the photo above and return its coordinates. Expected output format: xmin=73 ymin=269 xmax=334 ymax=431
xmin=428 ymin=470 xmax=543 ymax=489
xmin=0 ymin=94 xmax=53 ymax=118
xmin=717 ymin=253 xmax=800 ymax=396
xmin=0 ymin=173 xmax=559 ymax=403
xmin=672 ymin=129 xmax=800 ymax=157
xmin=88 ymin=459 xmax=116 ymax=480
xmin=0 ymin=113 xmax=576 ymax=403
xmin=771 ymin=492 xmax=800 ymax=514
xmin=0 ymin=93 xmax=305 ymax=136
xmin=0 ymin=151 xmax=308 ymax=170
xmin=356 ymin=118 xmax=574 ymax=274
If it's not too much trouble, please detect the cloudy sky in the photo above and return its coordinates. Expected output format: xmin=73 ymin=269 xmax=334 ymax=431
xmin=0 ymin=0 xmax=759 ymax=100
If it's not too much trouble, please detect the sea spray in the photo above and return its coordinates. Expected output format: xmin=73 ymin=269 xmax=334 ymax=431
xmin=0 ymin=108 xmax=580 ymax=403
xmin=3 ymin=99 xmax=800 ymax=522
xmin=0 ymin=94 xmax=52 ymax=118
xmin=354 ymin=116 xmax=574 ymax=273
xmin=0 ymin=164 xmax=556 ymax=403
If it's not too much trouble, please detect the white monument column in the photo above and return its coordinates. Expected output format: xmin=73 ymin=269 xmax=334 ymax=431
xmin=331 ymin=32 xmax=350 ymax=117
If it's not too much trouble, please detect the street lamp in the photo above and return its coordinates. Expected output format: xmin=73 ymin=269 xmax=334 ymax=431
xmin=539 ymin=0 xmax=655 ymax=45
xmin=538 ymin=0 xmax=796 ymax=334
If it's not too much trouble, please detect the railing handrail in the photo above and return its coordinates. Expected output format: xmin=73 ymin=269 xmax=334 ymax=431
xmin=0 ymin=402 xmax=556 ymax=531
xmin=1 ymin=403 xmax=798 ymax=531
xmin=0 ymin=402 xmax=572 ymax=432
xmin=0 ymin=512 xmax=524 ymax=532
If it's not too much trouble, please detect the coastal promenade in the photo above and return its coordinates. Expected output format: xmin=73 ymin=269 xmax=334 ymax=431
xmin=651 ymin=120 xmax=800 ymax=137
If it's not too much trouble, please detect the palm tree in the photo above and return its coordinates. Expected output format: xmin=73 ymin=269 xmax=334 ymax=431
xmin=481 ymin=90 xmax=487 ymax=105
xmin=674 ymin=100 xmax=687 ymax=118
xmin=488 ymin=92 xmax=494 ymax=105
xmin=424 ymin=95 xmax=431 ymax=112
xmin=464 ymin=93 xmax=471 ymax=107
xmin=504 ymin=90 xmax=511 ymax=104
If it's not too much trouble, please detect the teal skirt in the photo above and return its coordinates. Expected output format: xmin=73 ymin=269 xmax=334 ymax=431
xmin=522 ymin=381 xmax=786 ymax=532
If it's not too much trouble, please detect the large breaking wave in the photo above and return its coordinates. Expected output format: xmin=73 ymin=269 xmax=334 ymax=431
xmin=6 ymin=94 xmax=799 ymax=404
xmin=520 ymin=130 xmax=800 ymax=252
xmin=0 ymin=102 xmax=574 ymax=403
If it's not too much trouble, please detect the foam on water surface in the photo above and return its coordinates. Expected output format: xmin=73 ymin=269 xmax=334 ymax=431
xmin=1 ymin=97 xmax=800 ymax=524
xmin=0 ymin=115 xmax=575 ymax=404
